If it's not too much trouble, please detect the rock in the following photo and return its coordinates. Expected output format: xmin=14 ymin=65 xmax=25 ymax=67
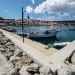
xmin=34 ymin=73 xmax=40 ymax=75
xmin=0 ymin=40 xmax=4 ymax=45
xmin=64 ymin=61 xmax=70 ymax=65
xmin=0 ymin=48 xmax=6 ymax=52
xmin=2 ymin=37 xmax=10 ymax=44
xmin=0 ymin=45 xmax=2 ymax=48
xmin=0 ymin=39 xmax=2 ymax=44
xmin=0 ymin=60 xmax=18 ymax=75
xmin=3 ymin=40 xmax=7 ymax=44
xmin=0 ymin=34 xmax=3 ymax=38
xmin=1 ymin=37 xmax=10 ymax=44
xmin=10 ymin=55 xmax=20 ymax=62
xmin=15 ymin=62 xmax=21 ymax=69
xmin=14 ymin=48 xmax=23 ymax=57
xmin=0 ymin=72 xmax=6 ymax=75
xmin=71 ymin=52 xmax=75 ymax=65
xmin=18 ymin=56 xmax=33 ymax=65
xmin=0 ymin=31 xmax=3 ymax=34
xmin=39 ymin=66 xmax=53 ymax=75
xmin=11 ymin=68 xmax=20 ymax=75
xmin=57 ymin=63 xmax=75 ymax=75
xmin=4 ymin=38 xmax=11 ymax=42
xmin=5 ymin=52 xmax=14 ymax=59
xmin=5 ymin=42 xmax=14 ymax=48
xmin=68 ymin=64 xmax=75 ymax=71
xmin=19 ymin=65 xmax=31 ymax=75
xmin=22 ymin=52 xmax=26 ymax=56
xmin=7 ymin=45 xmax=16 ymax=53
xmin=27 ymin=63 xmax=39 ymax=72
xmin=24 ymin=58 xmax=33 ymax=65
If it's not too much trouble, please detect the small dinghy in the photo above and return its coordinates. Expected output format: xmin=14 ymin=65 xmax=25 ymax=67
xmin=69 ymin=27 xmax=75 ymax=30
xmin=53 ymin=42 xmax=70 ymax=47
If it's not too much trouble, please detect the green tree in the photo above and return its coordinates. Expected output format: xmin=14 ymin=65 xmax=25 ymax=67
xmin=0 ymin=17 xmax=3 ymax=20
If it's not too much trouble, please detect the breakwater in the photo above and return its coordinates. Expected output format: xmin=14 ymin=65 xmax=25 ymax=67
xmin=0 ymin=31 xmax=41 ymax=75
xmin=0 ymin=29 xmax=75 ymax=75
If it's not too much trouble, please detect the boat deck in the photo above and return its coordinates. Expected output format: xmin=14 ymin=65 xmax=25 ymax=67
xmin=0 ymin=29 xmax=58 ymax=56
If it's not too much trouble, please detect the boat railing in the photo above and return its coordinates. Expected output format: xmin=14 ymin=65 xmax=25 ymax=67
xmin=30 ymin=32 xmax=45 ymax=34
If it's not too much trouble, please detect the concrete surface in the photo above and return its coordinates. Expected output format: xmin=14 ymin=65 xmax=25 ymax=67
xmin=0 ymin=29 xmax=57 ymax=56
xmin=1 ymin=29 xmax=75 ymax=73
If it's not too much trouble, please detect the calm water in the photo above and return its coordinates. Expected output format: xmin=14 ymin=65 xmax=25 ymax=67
xmin=16 ymin=25 xmax=75 ymax=49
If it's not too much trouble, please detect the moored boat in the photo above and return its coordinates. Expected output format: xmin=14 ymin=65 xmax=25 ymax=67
xmin=53 ymin=42 xmax=70 ymax=47
xmin=6 ymin=26 xmax=16 ymax=32
xmin=69 ymin=27 xmax=75 ymax=30
xmin=27 ymin=29 xmax=57 ymax=38
xmin=16 ymin=32 xmax=27 ymax=36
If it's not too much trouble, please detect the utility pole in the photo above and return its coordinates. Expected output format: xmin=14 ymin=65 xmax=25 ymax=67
xmin=22 ymin=7 xmax=24 ymax=43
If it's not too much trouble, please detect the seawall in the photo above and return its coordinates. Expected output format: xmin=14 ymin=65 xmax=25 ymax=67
xmin=0 ymin=29 xmax=75 ymax=74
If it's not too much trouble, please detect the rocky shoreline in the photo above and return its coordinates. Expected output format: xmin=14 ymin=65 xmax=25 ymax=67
xmin=0 ymin=31 xmax=75 ymax=75
xmin=0 ymin=31 xmax=39 ymax=75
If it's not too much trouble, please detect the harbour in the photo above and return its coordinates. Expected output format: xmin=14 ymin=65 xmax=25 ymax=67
xmin=0 ymin=29 xmax=58 ymax=56
xmin=0 ymin=0 xmax=75 ymax=74
xmin=0 ymin=27 xmax=75 ymax=74
xmin=5 ymin=25 xmax=75 ymax=49
xmin=0 ymin=20 xmax=75 ymax=75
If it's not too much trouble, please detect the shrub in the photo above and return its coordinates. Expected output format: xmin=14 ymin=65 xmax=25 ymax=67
xmin=0 ymin=31 xmax=3 ymax=34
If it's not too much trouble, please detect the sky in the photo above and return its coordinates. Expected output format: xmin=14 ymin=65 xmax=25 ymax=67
xmin=0 ymin=0 xmax=75 ymax=21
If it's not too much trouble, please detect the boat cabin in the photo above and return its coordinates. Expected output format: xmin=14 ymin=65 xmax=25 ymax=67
xmin=44 ymin=30 xmax=50 ymax=34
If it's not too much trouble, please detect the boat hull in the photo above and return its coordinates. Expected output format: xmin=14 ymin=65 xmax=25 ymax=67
xmin=53 ymin=42 xmax=70 ymax=47
xmin=28 ymin=32 xmax=57 ymax=38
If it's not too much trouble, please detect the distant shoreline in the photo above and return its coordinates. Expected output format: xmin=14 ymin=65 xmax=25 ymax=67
xmin=0 ymin=18 xmax=75 ymax=26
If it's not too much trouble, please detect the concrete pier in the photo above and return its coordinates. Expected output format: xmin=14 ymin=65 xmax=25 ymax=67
xmin=0 ymin=29 xmax=75 ymax=73
xmin=0 ymin=29 xmax=57 ymax=56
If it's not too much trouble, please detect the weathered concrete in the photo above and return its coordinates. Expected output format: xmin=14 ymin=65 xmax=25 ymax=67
xmin=1 ymin=29 xmax=49 ymax=67
xmin=46 ymin=40 xmax=75 ymax=73
xmin=1 ymin=29 xmax=57 ymax=56
xmin=1 ymin=29 xmax=75 ymax=73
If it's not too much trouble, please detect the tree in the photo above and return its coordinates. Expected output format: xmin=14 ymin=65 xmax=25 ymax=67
xmin=0 ymin=17 xmax=3 ymax=20
xmin=13 ymin=22 xmax=16 ymax=26
xmin=6 ymin=22 xmax=9 ymax=26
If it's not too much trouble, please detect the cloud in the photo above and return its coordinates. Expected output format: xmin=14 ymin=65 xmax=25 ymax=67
xmin=34 ymin=0 xmax=75 ymax=14
xmin=37 ymin=18 xmax=41 ymax=20
xmin=56 ymin=13 xmax=62 ymax=19
xmin=62 ymin=13 xmax=69 ymax=16
xmin=26 ymin=6 xmax=33 ymax=13
xmin=6 ymin=10 xmax=8 ymax=12
xmin=73 ymin=16 xmax=75 ymax=18
xmin=56 ymin=12 xmax=69 ymax=19
xmin=31 ymin=0 xmax=35 ymax=4
xmin=43 ymin=16 xmax=55 ymax=21
xmin=37 ymin=16 xmax=55 ymax=21
xmin=30 ymin=17 xmax=33 ymax=19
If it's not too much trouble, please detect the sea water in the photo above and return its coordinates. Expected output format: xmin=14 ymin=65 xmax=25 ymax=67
xmin=16 ymin=25 xmax=75 ymax=49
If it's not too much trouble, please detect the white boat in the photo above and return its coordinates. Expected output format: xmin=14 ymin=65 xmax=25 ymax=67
xmin=69 ymin=27 xmax=75 ymax=30
xmin=16 ymin=32 xmax=27 ymax=36
xmin=6 ymin=26 xmax=16 ymax=32
xmin=27 ymin=29 xmax=57 ymax=38
xmin=53 ymin=42 xmax=70 ymax=47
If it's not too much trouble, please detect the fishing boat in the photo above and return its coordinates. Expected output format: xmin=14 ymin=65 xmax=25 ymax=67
xmin=53 ymin=42 xmax=70 ymax=47
xmin=69 ymin=27 xmax=75 ymax=30
xmin=16 ymin=32 xmax=27 ymax=36
xmin=27 ymin=29 xmax=57 ymax=38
